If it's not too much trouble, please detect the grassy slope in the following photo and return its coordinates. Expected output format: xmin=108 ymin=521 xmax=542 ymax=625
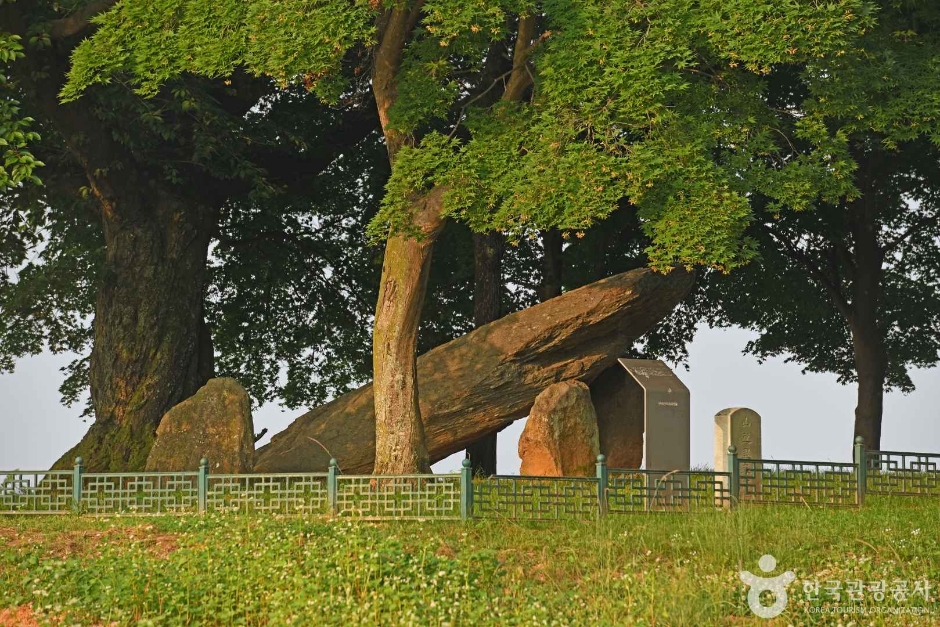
xmin=1 ymin=497 xmax=939 ymax=626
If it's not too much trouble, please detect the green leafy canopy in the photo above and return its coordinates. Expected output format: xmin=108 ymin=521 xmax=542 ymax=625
xmin=65 ymin=0 xmax=875 ymax=273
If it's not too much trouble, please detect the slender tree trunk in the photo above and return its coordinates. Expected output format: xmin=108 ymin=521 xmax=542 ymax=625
xmin=850 ymin=322 xmax=887 ymax=451
xmin=369 ymin=9 xmax=535 ymax=473
xmin=539 ymin=228 xmax=563 ymax=301
xmin=371 ymin=189 xmax=446 ymax=473
xmin=467 ymin=231 xmax=504 ymax=476
xmin=56 ymin=187 xmax=216 ymax=471
xmin=847 ymin=170 xmax=886 ymax=452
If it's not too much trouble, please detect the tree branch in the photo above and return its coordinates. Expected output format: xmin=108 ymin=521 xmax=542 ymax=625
xmin=372 ymin=2 xmax=425 ymax=161
xmin=502 ymin=15 xmax=538 ymax=103
xmin=883 ymin=212 xmax=940 ymax=255
xmin=762 ymin=223 xmax=854 ymax=321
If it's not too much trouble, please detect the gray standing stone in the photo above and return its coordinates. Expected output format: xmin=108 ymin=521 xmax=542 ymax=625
xmin=518 ymin=381 xmax=600 ymax=477
xmin=590 ymin=364 xmax=644 ymax=469
xmin=618 ymin=359 xmax=690 ymax=471
xmin=146 ymin=377 xmax=256 ymax=473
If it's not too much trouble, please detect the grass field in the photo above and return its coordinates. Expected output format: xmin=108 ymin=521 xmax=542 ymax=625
xmin=1 ymin=497 xmax=939 ymax=626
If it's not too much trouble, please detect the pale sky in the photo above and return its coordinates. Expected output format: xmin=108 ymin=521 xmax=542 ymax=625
xmin=2 ymin=325 xmax=938 ymax=472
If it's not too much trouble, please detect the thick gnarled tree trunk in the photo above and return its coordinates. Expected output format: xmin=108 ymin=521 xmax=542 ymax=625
xmin=10 ymin=37 xmax=221 ymax=471
xmin=57 ymin=185 xmax=216 ymax=471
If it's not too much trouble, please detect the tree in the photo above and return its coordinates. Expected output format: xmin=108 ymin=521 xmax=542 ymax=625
xmin=706 ymin=1 xmax=940 ymax=450
xmin=0 ymin=0 xmax=384 ymax=470
xmin=63 ymin=0 xmax=874 ymax=472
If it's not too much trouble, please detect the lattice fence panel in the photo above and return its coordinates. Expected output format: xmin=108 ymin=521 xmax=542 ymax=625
xmin=473 ymin=476 xmax=598 ymax=520
xmin=607 ymin=470 xmax=732 ymax=512
xmin=866 ymin=451 xmax=940 ymax=496
xmin=738 ymin=459 xmax=858 ymax=506
xmin=336 ymin=475 xmax=461 ymax=519
xmin=207 ymin=474 xmax=329 ymax=514
xmin=0 ymin=471 xmax=74 ymax=514
xmin=81 ymin=473 xmax=199 ymax=514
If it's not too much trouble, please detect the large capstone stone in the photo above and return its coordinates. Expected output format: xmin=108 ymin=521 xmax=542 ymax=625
xmin=145 ymin=377 xmax=255 ymax=473
xmin=255 ymin=267 xmax=694 ymax=473
xmin=518 ymin=381 xmax=600 ymax=477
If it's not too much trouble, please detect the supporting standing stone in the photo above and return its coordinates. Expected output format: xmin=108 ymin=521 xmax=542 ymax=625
xmin=714 ymin=408 xmax=762 ymax=471
xmin=590 ymin=364 xmax=644 ymax=469
xmin=518 ymin=381 xmax=600 ymax=477
xmin=617 ymin=359 xmax=691 ymax=471
xmin=145 ymin=378 xmax=256 ymax=473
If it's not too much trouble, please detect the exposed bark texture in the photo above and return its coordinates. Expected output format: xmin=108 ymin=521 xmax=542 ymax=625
xmin=55 ymin=171 xmax=217 ymax=470
xmin=256 ymin=267 xmax=694 ymax=474
xmin=372 ymin=189 xmax=446 ymax=474
xmin=370 ymin=6 xmax=440 ymax=474
xmin=466 ymin=231 xmax=505 ymax=476
xmin=5 ymin=2 xmax=381 ymax=471
xmin=0 ymin=11 xmax=222 ymax=471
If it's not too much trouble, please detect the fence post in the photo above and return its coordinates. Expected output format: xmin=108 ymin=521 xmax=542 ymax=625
xmin=727 ymin=446 xmax=739 ymax=509
xmin=854 ymin=436 xmax=866 ymax=506
xmin=72 ymin=457 xmax=83 ymax=511
xmin=328 ymin=458 xmax=339 ymax=515
xmin=198 ymin=457 xmax=208 ymax=514
xmin=596 ymin=454 xmax=608 ymax=517
xmin=460 ymin=458 xmax=473 ymax=520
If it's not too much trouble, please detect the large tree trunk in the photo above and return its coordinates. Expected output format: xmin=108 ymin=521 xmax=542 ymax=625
xmin=0 ymin=17 xmax=223 ymax=471
xmin=55 ymin=185 xmax=216 ymax=471
xmin=369 ymin=7 xmax=440 ymax=474
xmin=466 ymin=231 xmax=505 ymax=476
xmin=368 ymin=10 xmax=535 ymax=473
xmin=256 ymin=267 xmax=694 ymax=474
xmin=372 ymin=190 xmax=446 ymax=474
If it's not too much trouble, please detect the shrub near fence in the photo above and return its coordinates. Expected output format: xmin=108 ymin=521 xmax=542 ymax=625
xmin=2 ymin=438 xmax=939 ymax=519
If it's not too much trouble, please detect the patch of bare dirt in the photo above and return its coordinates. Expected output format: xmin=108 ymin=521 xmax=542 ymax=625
xmin=0 ymin=604 xmax=42 ymax=627
xmin=0 ymin=524 xmax=178 ymax=560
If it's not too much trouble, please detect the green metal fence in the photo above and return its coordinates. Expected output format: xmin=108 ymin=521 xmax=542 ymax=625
xmin=335 ymin=474 xmax=462 ymax=519
xmin=473 ymin=475 xmax=599 ymax=520
xmin=864 ymin=449 xmax=940 ymax=497
xmin=80 ymin=472 xmax=201 ymax=515
xmin=206 ymin=473 xmax=329 ymax=514
xmin=607 ymin=469 xmax=733 ymax=512
xmin=0 ymin=470 xmax=74 ymax=514
xmin=1 ymin=438 xmax=936 ymax=518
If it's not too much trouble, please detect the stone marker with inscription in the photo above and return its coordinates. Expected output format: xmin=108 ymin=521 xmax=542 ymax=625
xmin=713 ymin=407 xmax=761 ymax=472
xmin=617 ymin=358 xmax=691 ymax=471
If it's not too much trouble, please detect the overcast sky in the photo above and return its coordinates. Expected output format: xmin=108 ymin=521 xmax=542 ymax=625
xmin=2 ymin=325 xmax=938 ymax=472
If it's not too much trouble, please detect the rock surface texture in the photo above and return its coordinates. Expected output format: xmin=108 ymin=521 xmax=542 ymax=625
xmin=255 ymin=267 xmax=695 ymax=473
xmin=590 ymin=364 xmax=645 ymax=469
xmin=145 ymin=378 xmax=255 ymax=473
xmin=518 ymin=381 xmax=600 ymax=477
